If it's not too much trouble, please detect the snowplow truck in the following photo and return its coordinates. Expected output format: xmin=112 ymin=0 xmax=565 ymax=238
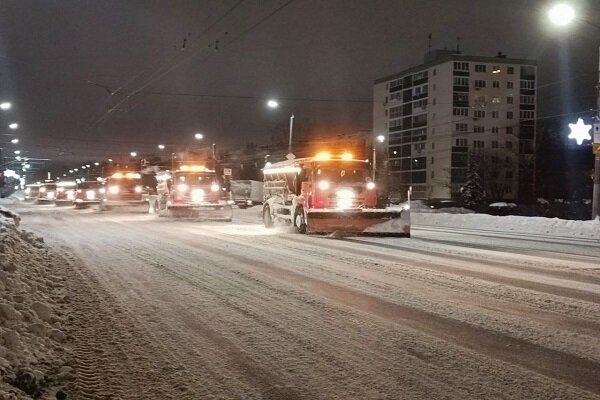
xmin=100 ymin=172 xmax=150 ymax=211
xmin=262 ymin=152 xmax=410 ymax=236
xmin=148 ymin=165 xmax=233 ymax=221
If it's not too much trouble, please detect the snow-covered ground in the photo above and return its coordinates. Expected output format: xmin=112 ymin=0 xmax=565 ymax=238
xmin=2 ymin=202 xmax=600 ymax=399
xmin=0 ymin=206 xmax=71 ymax=399
xmin=413 ymin=211 xmax=600 ymax=241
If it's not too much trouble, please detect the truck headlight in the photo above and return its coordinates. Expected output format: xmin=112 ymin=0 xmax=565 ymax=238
xmin=39 ymin=187 xmax=47 ymax=193
xmin=318 ymin=180 xmax=330 ymax=190
xmin=98 ymin=187 xmax=106 ymax=194
xmin=191 ymin=188 xmax=204 ymax=202
xmin=86 ymin=190 xmax=96 ymax=200
xmin=134 ymin=185 xmax=143 ymax=193
xmin=46 ymin=191 xmax=55 ymax=199
xmin=210 ymin=183 xmax=220 ymax=192
xmin=336 ymin=189 xmax=355 ymax=209
xmin=25 ymin=188 xmax=31 ymax=194
xmin=67 ymin=191 xmax=75 ymax=200
xmin=177 ymin=183 xmax=188 ymax=192
xmin=108 ymin=185 xmax=119 ymax=194
xmin=366 ymin=182 xmax=375 ymax=190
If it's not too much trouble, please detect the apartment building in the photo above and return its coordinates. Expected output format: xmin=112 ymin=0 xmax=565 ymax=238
xmin=373 ymin=50 xmax=537 ymax=200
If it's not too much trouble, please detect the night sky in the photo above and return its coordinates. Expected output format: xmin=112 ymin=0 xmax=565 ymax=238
xmin=0 ymin=0 xmax=598 ymax=162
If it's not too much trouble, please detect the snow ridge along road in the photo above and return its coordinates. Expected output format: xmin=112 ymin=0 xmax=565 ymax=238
xmin=14 ymin=204 xmax=600 ymax=399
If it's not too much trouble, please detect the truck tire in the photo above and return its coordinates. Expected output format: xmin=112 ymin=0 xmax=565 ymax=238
xmin=263 ymin=205 xmax=274 ymax=228
xmin=294 ymin=207 xmax=307 ymax=234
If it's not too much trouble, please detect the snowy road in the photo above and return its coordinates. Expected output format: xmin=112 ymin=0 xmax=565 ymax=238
xmin=13 ymin=204 xmax=600 ymax=399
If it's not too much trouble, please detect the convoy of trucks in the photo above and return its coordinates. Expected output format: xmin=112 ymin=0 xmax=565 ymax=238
xmin=20 ymin=147 xmax=411 ymax=236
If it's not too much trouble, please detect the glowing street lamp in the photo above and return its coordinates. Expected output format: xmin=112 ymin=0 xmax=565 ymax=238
xmin=94 ymin=162 xmax=100 ymax=166
xmin=108 ymin=158 xmax=113 ymax=162
xmin=158 ymin=144 xmax=165 ymax=150
xmin=10 ymin=138 xmax=18 ymax=144
xmin=8 ymin=123 xmax=18 ymax=130
xmin=13 ymin=150 xmax=20 ymax=155
xmin=130 ymin=151 xmax=137 ymax=157
xmin=266 ymin=99 xmax=295 ymax=154
xmin=194 ymin=133 xmax=203 ymax=140
xmin=0 ymin=102 xmax=11 ymax=110
xmin=548 ymin=3 xmax=575 ymax=27
xmin=266 ymin=99 xmax=279 ymax=109
xmin=376 ymin=134 xmax=386 ymax=143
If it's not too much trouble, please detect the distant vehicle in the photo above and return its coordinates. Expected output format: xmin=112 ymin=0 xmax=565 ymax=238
xmin=488 ymin=202 xmax=518 ymax=216
xmin=262 ymin=151 xmax=410 ymax=236
xmin=424 ymin=199 xmax=463 ymax=209
xmin=74 ymin=180 xmax=105 ymax=208
xmin=101 ymin=172 xmax=151 ymax=211
xmin=55 ymin=181 xmax=77 ymax=206
xmin=230 ymin=180 xmax=263 ymax=209
xmin=148 ymin=164 xmax=233 ymax=221
xmin=23 ymin=184 xmax=41 ymax=202
xmin=35 ymin=182 xmax=57 ymax=204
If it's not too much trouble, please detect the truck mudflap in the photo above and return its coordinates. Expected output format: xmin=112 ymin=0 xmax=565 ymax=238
xmin=305 ymin=208 xmax=410 ymax=236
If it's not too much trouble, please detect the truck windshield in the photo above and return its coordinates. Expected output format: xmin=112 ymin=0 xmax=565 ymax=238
xmin=175 ymin=173 xmax=215 ymax=184
xmin=315 ymin=167 xmax=370 ymax=184
xmin=107 ymin=178 xmax=141 ymax=188
xmin=77 ymin=182 xmax=101 ymax=189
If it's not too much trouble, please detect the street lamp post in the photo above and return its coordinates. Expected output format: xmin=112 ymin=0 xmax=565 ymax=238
xmin=267 ymin=99 xmax=295 ymax=155
xmin=548 ymin=3 xmax=600 ymax=219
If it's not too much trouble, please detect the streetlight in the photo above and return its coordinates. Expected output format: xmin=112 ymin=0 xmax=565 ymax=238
xmin=0 ymin=102 xmax=11 ymax=110
xmin=548 ymin=4 xmax=600 ymax=219
xmin=94 ymin=162 xmax=100 ymax=166
xmin=108 ymin=158 xmax=113 ymax=162
xmin=158 ymin=144 xmax=165 ymax=150
xmin=8 ymin=123 xmax=18 ymax=130
xmin=10 ymin=138 xmax=18 ymax=144
xmin=194 ymin=133 xmax=203 ymax=140
xmin=548 ymin=3 xmax=575 ymax=26
xmin=13 ymin=150 xmax=20 ymax=155
xmin=130 ymin=151 xmax=137 ymax=157
xmin=376 ymin=134 xmax=386 ymax=143
xmin=267 ymin=99 xmax=295 ymax=155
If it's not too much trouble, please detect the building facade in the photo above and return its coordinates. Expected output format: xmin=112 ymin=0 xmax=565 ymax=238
xmin=373 ymin=50 xmax=537 ymax=200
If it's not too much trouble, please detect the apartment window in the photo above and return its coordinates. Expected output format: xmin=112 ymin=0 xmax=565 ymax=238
xmin=432 ymin=98 xmax=436 ymax=105
xmin=431 ymin=171 xmax=435 ymax=179
xmin=491 ymin=140 xmax=498 ymax=149
xmin=414 ymin=143 xmax=425 ymax=151
xmin=506 ymin=126 xmax=513 ymax=135
xmin=507 ymin=111 xmax=514 ymax=119
xmin=520 ymin=80 xmax=535 ymax=89
xmin=507 ymin=66 xmax=514 ymax=74
xmin=507 ymin=96 xmax=514 ymax=104
xmin=506 ymin=156 xmax=513 ymax=164
xmin=473 ymin=140 xmax=485 ymax=148
xmin=454 ymin=62 xmax=469 ymax=71
xmin=389 ymin=106 xmax=403 ymax=119
xmin=520 ymin=95 xmax=535 ymax=105
xmin=414 ymin=99 xmax=428 ymax=110
xmin=433 ymin=68 xmax=436 ymax=76
xmin=505 ymin=185 xmax=512 ymax=194
xmin=492 ymin=66 xmax=501 ymax=74
xmin=473 ymin=110 xmax=486 ymax=118
xmin=491 ymin=126 xmax=499 ymax=133
xmin=431 ymin=156 xmax=435 ymax=164
xmin=492 ymin=81 xmax=500 ymax=88
xmin=456 ymin=138 xmax=468 ymax=146
xmin=520 ymin=110 xmax=534 ymax=119
xmin=507 ymin=81 xmax=514 ymax=89
xmin=431 ymin=142 xmax=435 ymax=149
xmin=491 ymin=96 xmax=501 ymax=103
xmin=506 ymin=141 xmax=513 ymax=149
xmin=491 ymin=155 xmax=499 ymax=163
xmin=453 ymin=77 xmax=469 ymax=86
xmin=475 ymin=64 xmax=486 ymax=72
xmin=455 ymin=123 xmax=468 ymax=132
xmin=390 ymin=79 xmax=402 ymax=90
xmin=474 ymin=125 xmax=485 ymax=133
xmin=491 ymin=111 xmax=499 ymax=118
xmin=474 ymin=80 xmax=486 ymax=88
xmin=389 ymin=119 xmax=402 ymax=129
xmin=384 ymin=109 xmax=388 ymax=117
xmin=506 ymin=171 xmax=513 ymax=179
xmin=453 ymin=107 xmax=469 ymax=116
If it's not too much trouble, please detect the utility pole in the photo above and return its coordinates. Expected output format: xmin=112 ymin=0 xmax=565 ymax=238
xmin=592 ymin=46 xmax=600 ymax=220
xmin=288 ymin=114 xmax=295 ymax=155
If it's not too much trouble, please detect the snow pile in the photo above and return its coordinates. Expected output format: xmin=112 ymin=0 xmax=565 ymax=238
xmin=0 ymin=206 xmax=71 ymax=399
xmin=413 ymin=211 xmax=600 ymax=240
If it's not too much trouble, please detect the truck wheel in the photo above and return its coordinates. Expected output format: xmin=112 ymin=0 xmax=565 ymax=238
xmin=263 ymin=205 xmax=274 ymax=228
xmin=294 ymin=207 xmax=307 ymax=234
xmin=238 ymin=204 xmax=247 ymax=210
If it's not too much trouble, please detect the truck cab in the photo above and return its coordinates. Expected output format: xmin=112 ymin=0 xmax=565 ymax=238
xmin=101 ymin=172 xmax=150 ymax=211
xmin=36 ymin=182 xmax=57 ymax=204
xmin=24 ymin=184 xmax=41 ymax=202
xmin=55 ymin=181 xmax=77 ymax=205
xmin=149 ymin=165 xmax=232 ymax=220
xmin=74 ymin=180 xmax=105 ymax=208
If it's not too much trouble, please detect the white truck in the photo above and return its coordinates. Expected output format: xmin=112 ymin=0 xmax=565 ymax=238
xmin=230 ymin=180 xmax=263 ymax=209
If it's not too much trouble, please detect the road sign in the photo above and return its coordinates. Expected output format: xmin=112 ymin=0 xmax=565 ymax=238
xmin=593 ymin=143 xmax=600 ymax=155
xmin=223 ymin=168 xmax=232 ymax=176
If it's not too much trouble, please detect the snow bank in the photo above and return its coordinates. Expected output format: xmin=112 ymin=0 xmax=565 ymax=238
xmin=0 ymin=206 xmax=71 ymax=399
xmin=413 ymin=212 xmax=600 ymax=241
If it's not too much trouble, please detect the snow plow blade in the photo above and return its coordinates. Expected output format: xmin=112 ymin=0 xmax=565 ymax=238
xmin=168 ymin=205 xmax=233 ymax=221
xmin=306 ymin=209 xmax=410 ymax=236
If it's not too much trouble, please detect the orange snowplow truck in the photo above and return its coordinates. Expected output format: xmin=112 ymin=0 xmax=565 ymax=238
xmin=262 ymin=152 xmax=410 ymax=236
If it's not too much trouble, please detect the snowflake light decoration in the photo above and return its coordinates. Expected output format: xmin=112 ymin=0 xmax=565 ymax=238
xmin=568 ymin=118 xmax=592 ymax=145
